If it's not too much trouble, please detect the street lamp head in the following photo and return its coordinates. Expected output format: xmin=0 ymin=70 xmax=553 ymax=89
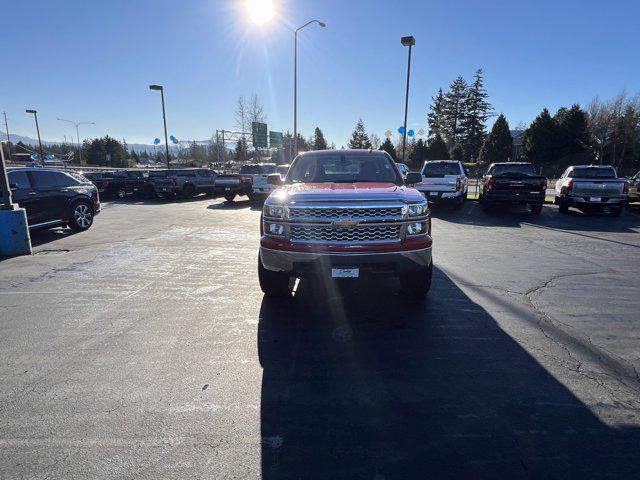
xmin=149 ymin=85 xmax=163 ymax=91
xmin=318 ymin=21 xmax=326 ymax=27
xmin=26 ymin=109 xmax=37 ymax=114
xmin=401 ymin=35 xmax=415 ymax=46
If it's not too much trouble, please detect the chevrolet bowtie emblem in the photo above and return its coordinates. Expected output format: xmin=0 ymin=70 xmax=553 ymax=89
xmin=333 ymin=218 xmax=359 ymax=228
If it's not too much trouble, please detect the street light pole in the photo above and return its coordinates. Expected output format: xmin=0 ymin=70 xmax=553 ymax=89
xmin=57 ymin=118 xmax=95 ymax=165
xmin=25 ymin=109 xmax=45 ymax=167
xmin=149 ymin=85 xmax=171 ymax=169
xmin=401 ymin=36 xmax=415 ymax=164
xmin=3 ymin=112 xmax=12 ymax=163
xmin=294 ymin=19 xmax=326 ymax=157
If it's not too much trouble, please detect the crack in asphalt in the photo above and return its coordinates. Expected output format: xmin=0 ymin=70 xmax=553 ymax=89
xmin=447 ymin=268 xmax=640 ymax=400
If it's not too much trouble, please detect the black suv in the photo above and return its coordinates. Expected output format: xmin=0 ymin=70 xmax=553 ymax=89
xmin=6 ymin=168 xmax=100 ymax=231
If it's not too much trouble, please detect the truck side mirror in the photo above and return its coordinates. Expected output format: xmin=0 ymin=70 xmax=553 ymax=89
xmin=405 ymin=172 xmax=422 ymax=185
xmin=267 ymin=173 xmax=283 ymax=186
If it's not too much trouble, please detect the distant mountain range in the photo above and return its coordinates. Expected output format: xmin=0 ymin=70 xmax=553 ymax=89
xmin=1 ymin=133 xmax=214 ymax=154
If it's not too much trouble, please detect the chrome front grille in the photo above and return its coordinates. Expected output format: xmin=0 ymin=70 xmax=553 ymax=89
xmin=290 ymin=224 xmax=401 ymax=243
xmin=288 ymin=206 xmax=403 ymax=221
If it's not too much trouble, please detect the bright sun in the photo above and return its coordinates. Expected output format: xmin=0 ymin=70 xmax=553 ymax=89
xmin=245 ymin=0 xmax=274 ymax=24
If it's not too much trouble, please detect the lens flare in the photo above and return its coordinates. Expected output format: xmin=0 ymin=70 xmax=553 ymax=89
xmin=245 ymin=0 xmax=274 ymax=24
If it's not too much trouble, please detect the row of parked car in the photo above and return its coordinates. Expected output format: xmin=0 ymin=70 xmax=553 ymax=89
xmin=411 ymin=160 xmax=636 ymax=217
xmin=80 ymin=164 xmax=292 ymax=202
xmin=3 ymin=157 xmax=638 ymax=238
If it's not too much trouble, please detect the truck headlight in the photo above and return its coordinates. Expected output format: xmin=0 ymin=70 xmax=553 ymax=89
xmin=406 ymin=202 xmax=427 ymax=217
xmin=407 ymin=222 xmax=426 ymax=235
xmin=264 ymin=205 xmax=287 ymax=219
xmin=265 ymin=222 xmax=285 ymax=236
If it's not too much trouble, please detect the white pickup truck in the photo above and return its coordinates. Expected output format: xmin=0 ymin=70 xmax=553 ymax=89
xmin=555 ymin=165 xmax=628 ymax=216
xmin=414 ymin=160 xmax=468 ymax=208
xmin=240 ymin=163 xmax=279 ymax=200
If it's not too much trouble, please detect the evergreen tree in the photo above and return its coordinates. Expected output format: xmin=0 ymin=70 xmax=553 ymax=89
xmin=442 ymin=76 xmax=469 ymax=147
xmin=521 ymin=108 xmax=558 ymax=167
xmin=234 ymin=137 xmax=248 ymax=161
xmin=312 ymin=127 xmax=328 ymax=150
xmin=426 ymin=133 xmax=449 ymax=160
xmin=379 ymin=137 xmax=397 ymax=161
xmin=462 ymin=69 xmax=493 ymax=161
xmin=449 ymin=143 xmax=464 ymax=160
xmin=408 ymin=138 xmax=428 ymax=169
xmin=427 ymin=88 xmax=446 ymax=138
xmin=347 ymin=118 xmax=372 ymax=149
xmin=478 ymin=114 xmax=513 ymax=164
xmin=554 ymin=104 xmax=590 ymax=160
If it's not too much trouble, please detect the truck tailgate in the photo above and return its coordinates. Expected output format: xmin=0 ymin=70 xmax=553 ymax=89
xmin=215 ymin=175 xmax=241 ymax=186
xmin=418 ymin=175 xmax=459 ymax=192
xmin=571 ymin=180 xmax=624 ymax=196
xmin=492 ymin=175 xmax=546 ymax=191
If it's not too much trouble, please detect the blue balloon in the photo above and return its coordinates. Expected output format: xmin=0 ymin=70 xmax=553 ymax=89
xmin=408 ymin=129 xmax=415 ymax=137
xmin=170 ymin=135 xmax=176 ymax=141
xmin=398 ymin=126 xmax=406 ymax=134
xmin=154 ymin=138 xmax=161 ymax=144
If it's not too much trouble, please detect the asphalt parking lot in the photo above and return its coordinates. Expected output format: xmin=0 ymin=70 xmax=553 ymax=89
xmin=1 ymin=198 xmax=639 ymax=479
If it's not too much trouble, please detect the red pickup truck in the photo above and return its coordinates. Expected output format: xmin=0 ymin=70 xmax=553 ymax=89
xmin=258 ymin=149 xmax=432 ymax=299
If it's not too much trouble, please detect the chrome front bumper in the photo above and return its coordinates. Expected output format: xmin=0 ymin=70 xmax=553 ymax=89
xmin=260 ymin=247 xmax=432 ymax=276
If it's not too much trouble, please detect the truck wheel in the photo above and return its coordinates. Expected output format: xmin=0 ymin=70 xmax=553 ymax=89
xmin=400 ymin=262 xmax=432 ymax=300
xmin=248 ymin=193 xmax=256 ymax=202
xmin=258 ymin=255 xmax=293 ymax=297
xmin=224 ymin=193 xmax=236 ymax=202
xmin=116 ymin=188 xmax=126 ymax=199
xmin=453 ymin=196 xmax=464 ymax=210
xmin=530 ymin=204 xmax=543 ymax=215
xmin=558 ymin=199 xmax=569 ymax=214
xmin=69 ymin=200 xmax=94 ymax=232
xmin=610 ymin=207 xmax=623 ymax=217
xmin=183 ymin=184 xmax=196 ymax=199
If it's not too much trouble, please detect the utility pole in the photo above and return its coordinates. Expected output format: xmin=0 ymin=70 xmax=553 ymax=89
xmin=3 ymin=112 xmax=12 ymax=162
xmin=25 ymin=110 xmax=45 ymax=167
xmin=401 ymin=35 xmax=415 ymax=163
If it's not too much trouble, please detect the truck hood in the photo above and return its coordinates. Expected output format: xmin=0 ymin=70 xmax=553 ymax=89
xmin=268 ymin=182 xmax=424 ymax=204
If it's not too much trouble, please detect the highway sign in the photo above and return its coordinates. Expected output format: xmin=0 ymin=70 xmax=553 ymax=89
xmin=252 ymin=122 xmax=268 ymax=148
xmin=269 ymin=131 xmax=283 ymax=147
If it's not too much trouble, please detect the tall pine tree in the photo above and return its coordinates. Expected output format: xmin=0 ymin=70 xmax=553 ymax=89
xmin=311 ymin=127 xmax=328 ymax=150
xmin=379 ymin=137 xmax=397 ymax=160
xmin=521 ymin=108 xmax=558 ymax=167
xmin=347 ymin=119 xmax=372 ymax=149
xmin=427 ymin=88 xmax=446 ymax=139
xmin=426 ymin=133 xmax=449 ymax=160
xmin=442 ymin=76 xmax=469 ymax=147
xmin=462 ymin=69 xmax=493 ymax=161
xmin=478 ymin=114 xmax=513 ymax=164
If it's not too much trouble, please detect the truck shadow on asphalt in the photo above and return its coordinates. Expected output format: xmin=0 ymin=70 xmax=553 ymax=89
xmin=257 ymin=267 xmax=640 ymax=479
xmin=432 ymin=201 xmax=640 ymax=234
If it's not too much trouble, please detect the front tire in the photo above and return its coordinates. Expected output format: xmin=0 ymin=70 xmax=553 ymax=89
xmin=400 ymin=262 xmax=432 ymax=300
xmin=224 ymin=193 xmax=236 ymax=202
xmin=69 ymin=200 xmax=94 ymax=232
xmin=116 ymin=188 xmax=126 ymax=199
xmin=258 ymin=255 xmax=293 ymax=297
xmin=530 ymin=203 xmax=543 ymax=215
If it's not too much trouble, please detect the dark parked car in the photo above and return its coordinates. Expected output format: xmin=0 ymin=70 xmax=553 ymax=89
xmin=83 ymin=171 xmax=128 ymax=199
xmin=6 ymin=168 xmax=100 ymax=231
xmin=479 ymin=162 xmax=547 ymax=215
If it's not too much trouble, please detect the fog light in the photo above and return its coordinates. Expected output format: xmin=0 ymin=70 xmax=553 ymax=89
xmin=266 ymin=222 xmax=285 ymax=236
xmin=407 ymin=222 xmax=424 ymax=235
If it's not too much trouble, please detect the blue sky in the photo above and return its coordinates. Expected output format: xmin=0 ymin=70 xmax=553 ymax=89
xmin=1 ymin=0 xmax=638 ymax=147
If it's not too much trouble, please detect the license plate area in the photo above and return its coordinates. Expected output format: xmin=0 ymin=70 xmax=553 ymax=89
xmin=331 ymin=268 xmax=359 ymax=278
xmin=590 ymin=196 xmax=601 ymax=202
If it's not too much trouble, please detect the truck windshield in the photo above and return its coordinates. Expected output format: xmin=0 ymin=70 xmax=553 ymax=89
xmin=488 ymin=164 xmax=537 ymax=176
xmin=287 ymin=154 xmax=402 ymax=184
xmin=422 ymin=162 xmax=460 ymax=177
xmin=569 ymin=167 xmax=616 ymax=179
